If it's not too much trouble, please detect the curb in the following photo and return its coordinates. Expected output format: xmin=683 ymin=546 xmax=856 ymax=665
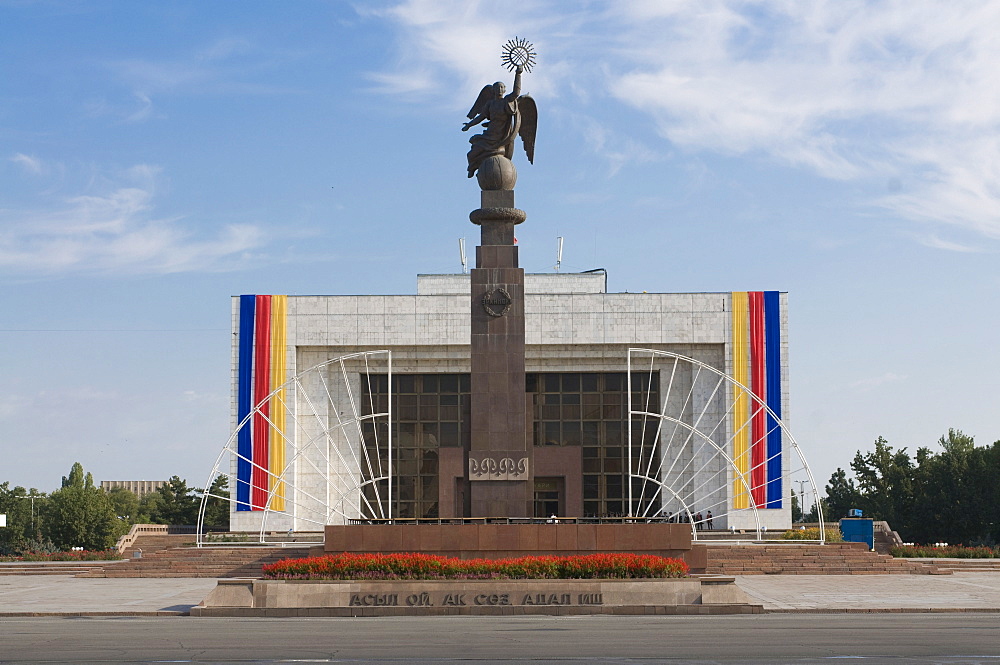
xmin=0 ymin=611 xmax=189 ymax=617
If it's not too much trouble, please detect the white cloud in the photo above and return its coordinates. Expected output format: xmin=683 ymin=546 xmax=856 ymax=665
xmin=10 ymin=153 xmax=43 ymax=175
xmin=373 ymin=0 xmax=1000 ymax=245
xmin=0 ymin=165 xmax=266 ymax=276
xmin=917 ymin=234 xmax=983 ymax=253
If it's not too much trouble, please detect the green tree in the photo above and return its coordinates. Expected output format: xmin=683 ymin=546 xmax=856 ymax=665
xmin=202 ymin=475 xmax=230 ymax=530
xmin=790 ymin=489 xmax=803 ymax=522
xmin=824 ymin=468 xmax=861 ymax=521
xmin=908 ymin=430 xmax=998 ymax=545
xmin=145 ymin=476 xmax=200 ymax=526
xmin=0 ymin=483 xmax=47 ymax=553
xmin=41 ymin=463 xmax=124 ymax=550
xmin=106 ymin=487 xmax=141 ymax=524
xmin=850 ymin=437 xmax=916 ymax=532
xmin=832 ymin=431 xmax=1000 ymax=544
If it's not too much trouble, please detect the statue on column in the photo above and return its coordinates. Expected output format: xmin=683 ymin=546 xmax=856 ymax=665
xmin=462 ymin=37 xmax=537 ymax=182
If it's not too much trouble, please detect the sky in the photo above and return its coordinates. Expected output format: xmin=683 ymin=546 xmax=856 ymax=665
xmin=1 ymin=0 xmax=998 ymax=495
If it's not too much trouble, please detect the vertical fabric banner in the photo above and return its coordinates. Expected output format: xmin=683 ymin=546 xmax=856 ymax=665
xmin=748 ymin=291 xmax=767 ymax=507
xmin=251 ymin=295 xmax=272 ymax=510
xmin=236 ymin=295 xmax=256 ymax=511
xmin=730 ymin=292 xmax=751 ymax=510
xmin=269 ymin=295 xmax=287 ymax=511
xmin=764 ymin=291 xmax=783 ymax=508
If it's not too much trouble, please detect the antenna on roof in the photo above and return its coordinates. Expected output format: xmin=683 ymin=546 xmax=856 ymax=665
xmin=555 ymin=236 xmax=564 ymax=272
xmin=459 ymin=238 xmax=468 ymax=274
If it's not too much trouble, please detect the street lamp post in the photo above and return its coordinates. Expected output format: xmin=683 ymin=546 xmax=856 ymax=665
xmin=15 ymin=494 xmax=46 ymax=536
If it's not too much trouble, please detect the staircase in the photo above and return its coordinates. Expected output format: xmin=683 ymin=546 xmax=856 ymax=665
xmin=0 ymin=561 xmax=123 ymax=576
xmin=703 ymin=542 xmax=948 ymax=575
xmin=76 ymin=546 xmax=312 ymax=578
xmin=904 ymin=558 xmax=1000 ymax=574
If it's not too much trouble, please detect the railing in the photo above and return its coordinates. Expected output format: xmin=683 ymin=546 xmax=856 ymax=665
xmin=345 ymin=516 xmax=680 ymax=525
xmin=114 ymin=524 xmax=198 ymax=553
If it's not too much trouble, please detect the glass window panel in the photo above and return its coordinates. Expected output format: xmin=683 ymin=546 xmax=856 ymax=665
xmin=605 ymin=421 xmax=622 ymax=442
xmin=581 ymin=374 xmax=599 ymax=392
xmin=562 ymin=393 xmax=580 ymax=405
xmin=583 ymin=501 xmax=600 ymax=516
xmin=459 ymin=374 xmax=470 ymax=392
xmin=541 ymin=405 xmax=559 ymax=420
xmin=604 ymin=374 xmax=622 ymax=391
xmin=525 ymin=374 xmax=537 ymax=392
xmin=582 ymin=458 xmax=601 ymax=473
xmin=544 ymin=374 xmax=560 ymax=392
xmin=562 ymin=374 xmax=580 ymax=392
xmin=396 ymin=376 xmax=416 ymax=393
xmin=561 ymin=404 xmax=580 ymax=420
xmin=544 ymin=421 xmax=560 ymax=445
xmin=582 ymin=446 xmax=599 ymax=458
xmin=604 ymin=458 xmax=622 ymax=473
xmin=421 ymin=423 xmax=438 ymax=443
xmin=563 ymin=422 xmax=581 ymax=445
xmin=422 ymin=375 xmax=438 ymax=392
xmin=582 ymin=422 xmax=599 ymax=445
xmin=544 ymin=393 xmax=560 ymax=405
xmin=440 ymin=394 xmax=458 ymax=406
xmin=602 ymin=404 xmax=622 ymax=420
xmin=439 ymin=405 xmax=459 ymax=421
xmin=440 ymin=422 xmax=459 ymax=447
xmin=439 ymin=375 xmax=458 ymax=393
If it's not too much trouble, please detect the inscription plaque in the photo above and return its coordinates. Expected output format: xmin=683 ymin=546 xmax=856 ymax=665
xmin=481 ymin=288 xmax=512 ymax=317
xmin=468 ymin=454 xmax=529 ymax=481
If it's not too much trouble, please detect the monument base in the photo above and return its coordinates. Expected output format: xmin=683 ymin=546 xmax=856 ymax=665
xmin=191 ymin=577 xmax=759 ymax=617
xmin=320 ymin=522 xmax=707 ymax=573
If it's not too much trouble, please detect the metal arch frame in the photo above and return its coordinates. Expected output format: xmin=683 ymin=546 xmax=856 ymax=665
xmin=626 ymin=348 xmax=825 ymax=543
xmin=196 ymin=350 xmax=393 ymax=546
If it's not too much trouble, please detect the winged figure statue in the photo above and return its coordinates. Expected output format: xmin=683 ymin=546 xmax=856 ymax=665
xmin=462 ymin=65 xmax=537 ymax=178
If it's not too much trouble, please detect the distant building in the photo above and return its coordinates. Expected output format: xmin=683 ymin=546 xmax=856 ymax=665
xmin=100 ymin=480 xmax=165 ymax=498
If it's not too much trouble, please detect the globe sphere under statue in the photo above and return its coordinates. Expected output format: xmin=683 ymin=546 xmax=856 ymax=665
xmin=476 ymin=155 xmax=518 ymax=191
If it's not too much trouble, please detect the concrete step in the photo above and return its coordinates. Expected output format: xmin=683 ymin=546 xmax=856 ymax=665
xmin=703 ymin=544 xmax=946 ymax=575
xmin=78 ymin=546 xmax=311 ymax=578
xmin=0 ymin=561 xmax=121 ymax=576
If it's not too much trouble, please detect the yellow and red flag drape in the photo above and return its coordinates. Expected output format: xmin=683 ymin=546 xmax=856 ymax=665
xmin=731 ymin=291 xmax=782 ymax=510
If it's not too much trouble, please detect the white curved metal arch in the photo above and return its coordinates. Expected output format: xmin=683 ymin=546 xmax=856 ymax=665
xmin=197 ymin=350 xmax=392 ymax=545
xmin=627 ymin=348 xmax=825 ymax=543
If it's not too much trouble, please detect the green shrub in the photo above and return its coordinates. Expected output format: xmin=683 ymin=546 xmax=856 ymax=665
xmin=890 ymin=544 xmax=1000 ymax=558
xmin=781 ymin=527 xmax=843 ymax=542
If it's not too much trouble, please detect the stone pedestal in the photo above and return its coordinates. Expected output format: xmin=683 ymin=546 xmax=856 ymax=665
xmin=468 ymin=183 xmax=531 ymax=517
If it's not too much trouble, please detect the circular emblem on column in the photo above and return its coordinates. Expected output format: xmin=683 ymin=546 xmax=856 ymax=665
xmin=482 ymin=288 xmax=512 ymax=317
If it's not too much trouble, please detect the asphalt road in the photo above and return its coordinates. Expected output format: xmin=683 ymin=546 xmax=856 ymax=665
xmin=2 ymin=614 xmax=1000 ymax=664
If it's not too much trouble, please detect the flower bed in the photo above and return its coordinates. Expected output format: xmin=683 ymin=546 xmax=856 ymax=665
xmin=262 ymin=552 xmax=689 ymax=581
xmin=0 ymin=550 xmax=122 ymax=562
xmin=890 ymin=544 xmax=1000 ymax=559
